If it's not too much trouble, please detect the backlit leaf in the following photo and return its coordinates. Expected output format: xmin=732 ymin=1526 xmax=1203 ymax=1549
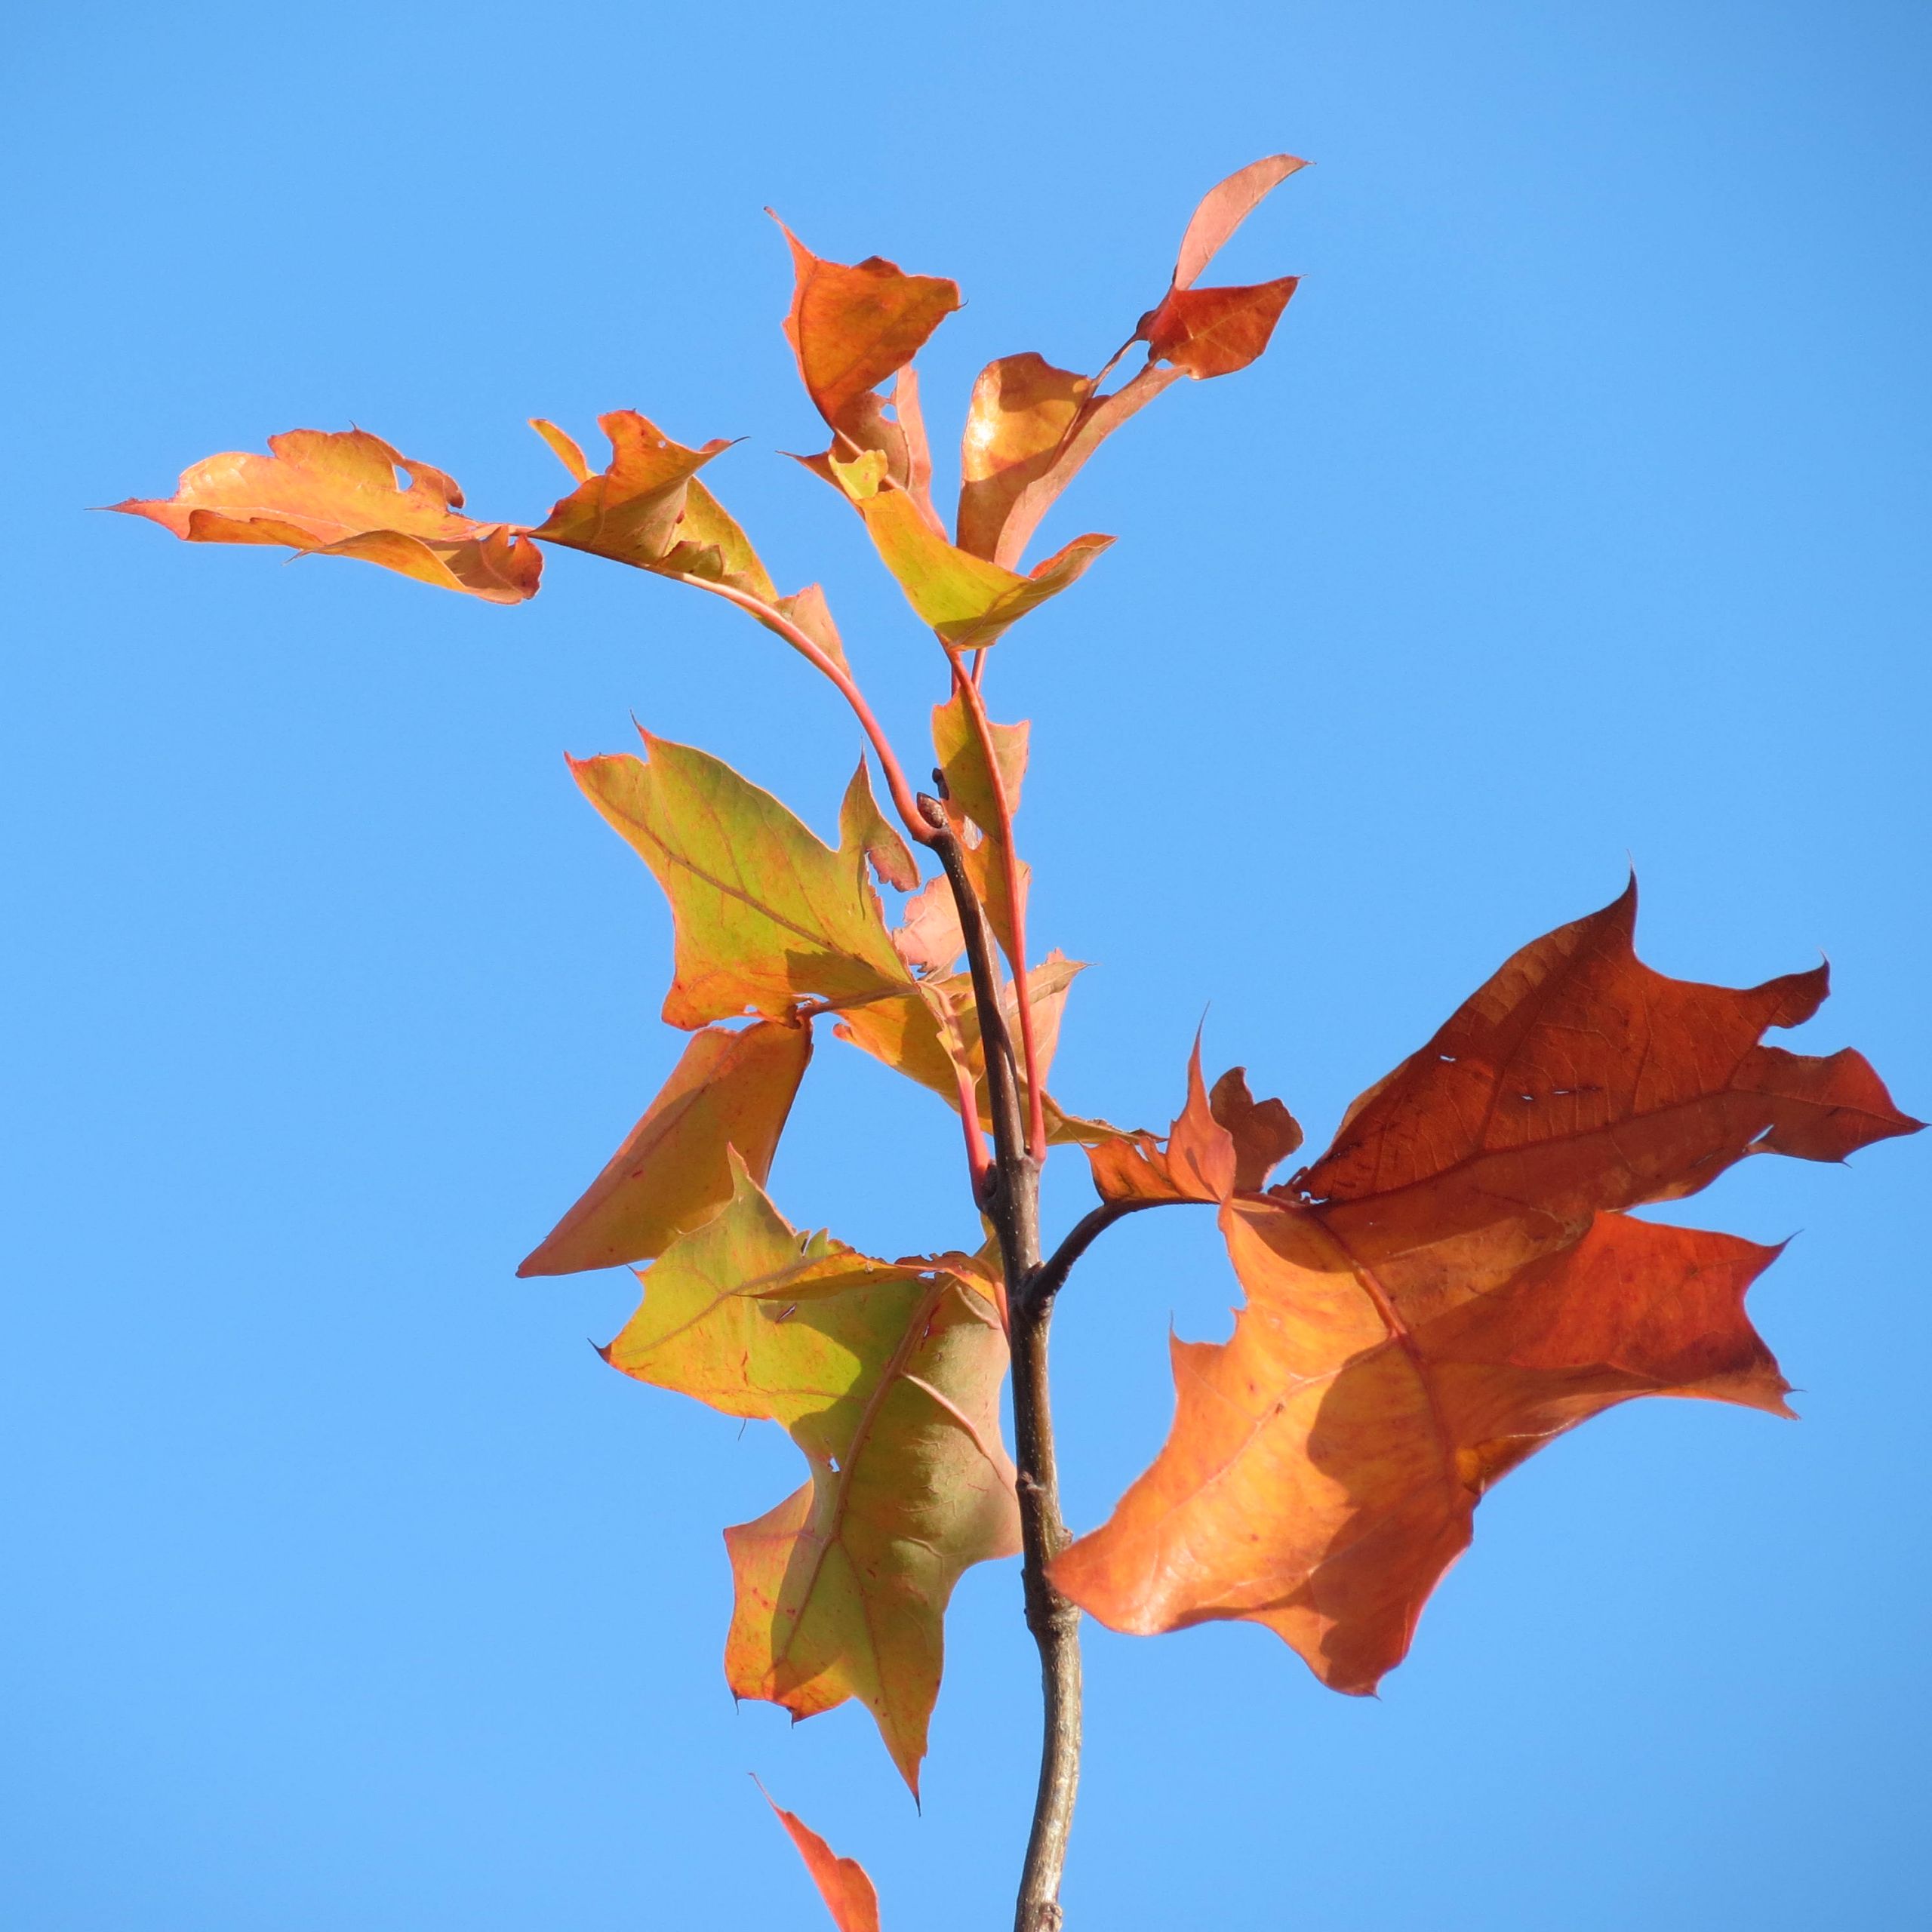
xmin=1143 ymin=276 xmax=1300 ymax=379
xmin=829 ymin=453 xmax=1111 ymax=649
xmin=956 ymin=353 xmax=1094 ymax=563
xmin=777 ymin=217 xmax=960 ymax=499
xmin=529 ymin=411 xmax=777 ymax=598
xmin=838 ymin=758 xmax=920 ymax=894
xmin=766 ymin=1796 xmax=881 ymax=1932
xmin=605 ymin=1159 xmax=1019 ymax=1791
xmin=568 ymin=731 xmax=915 ymax=1030
xmin=516 ymin=1019 xmax=811 ymax=1277
xmin=1054 ymin=882 xmax=1920 ymax=1693
xmin=110 ymin=428 xmax=541 ymax=602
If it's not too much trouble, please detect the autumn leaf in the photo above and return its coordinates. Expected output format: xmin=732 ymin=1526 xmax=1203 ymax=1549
xmin=110 ymin=428 xmax=542 ymax=602
xmin=957 ymin=155 xmax=1303 ymax=568
xmin=764 ymin=1795 xmax=881 ymax=1932
xmin=1087 ymin=1039 xmax=1301 ymax=1204
xmin=835 ymin=951 xmax=1091 ymax=1143
xmin=829 ymin=451 xmax=1111 ymax=650
xmin=568 ymin=730 xmax=915 ymax=1030
xmin=528 ymin=411 xmax=778 ymax=600
xmin=605 ymin=1158 xmax=1020 ymax=1791
xmin=777 ymin=217 xmax=958 ymax=515
xmin=839 ymin=758 xmax=920 ymax=894
xmin=1054 ymin=881 xmax=1920 ymax=1694
xmin=1138 ymin=153 xmax=1306 ymax=379
xmin=516 ymin=1019 xmax=811 ymax=1277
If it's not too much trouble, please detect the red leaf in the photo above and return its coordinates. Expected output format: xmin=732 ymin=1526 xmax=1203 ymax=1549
xmin=1054 ymin=882 xmax=1920 ymax=1693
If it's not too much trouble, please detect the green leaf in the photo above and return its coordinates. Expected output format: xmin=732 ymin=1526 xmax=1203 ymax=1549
xmin=569 ymin=732 xmax=915 ymax=1029
xmin=604 ymin=1158 xmax=1019 ymax=1792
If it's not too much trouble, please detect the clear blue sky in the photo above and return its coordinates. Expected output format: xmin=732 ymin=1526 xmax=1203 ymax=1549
xmin=5 ymin=4 xmax=1927 ymax=1927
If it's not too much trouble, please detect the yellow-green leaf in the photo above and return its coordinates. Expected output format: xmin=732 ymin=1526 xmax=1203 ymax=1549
xmin=569 ymin=732 xmax=915 ymax=1029
xmin=838 ymin=758 xmax=920 ymax=893
xmin=517 ymin=1019 xmax=812 ymax=1277
xmin=829 ymin=454 xmax=1111 ymax=650
xmin=604 ymin=1159 xmax=1019 ymax=1792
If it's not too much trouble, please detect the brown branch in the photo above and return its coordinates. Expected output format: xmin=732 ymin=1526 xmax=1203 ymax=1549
xmin=1021 ymin=1197 xmax=1171 ymax=1321
xmin=918 ymin=792 xmax=1078 ymax=1932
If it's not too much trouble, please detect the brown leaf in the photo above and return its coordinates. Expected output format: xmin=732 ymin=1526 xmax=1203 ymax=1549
xmin=1143 ymin=276 xmax=1300 ymax=380
xmin=1054 ymin=882 xmax=1920 ymax=1693
xmin=516 ymin=1020 xmax=811 ymax=1277
xmin=110 ymin=428 xmax=542 ymax=602
xmin=1210 ymin=1067 xmax=1304 ymax=1189
xmin=765 ymin=1795 xmax=881 ymax=1932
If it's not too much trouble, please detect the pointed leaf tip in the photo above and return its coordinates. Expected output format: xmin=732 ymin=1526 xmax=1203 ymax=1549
xmin=764 ymin=1793 xmax=881 ymax=1932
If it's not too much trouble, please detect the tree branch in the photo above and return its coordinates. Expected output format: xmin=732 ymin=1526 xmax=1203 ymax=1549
xmin=1020 ymin=1198 xmax=1170 ymax=1321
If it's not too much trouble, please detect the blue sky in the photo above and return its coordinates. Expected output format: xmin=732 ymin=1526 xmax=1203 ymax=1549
xmin=5 ymin=3 xmax=1927 ymax=1927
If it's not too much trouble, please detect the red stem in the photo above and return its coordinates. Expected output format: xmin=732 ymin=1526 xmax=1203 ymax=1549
xmin=672 ymin=571 xmax=937 ymax=850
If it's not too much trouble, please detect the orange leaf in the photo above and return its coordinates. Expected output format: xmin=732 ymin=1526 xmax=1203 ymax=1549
xmin=528 ymin=411 xmax=777 ymax=597
xmin=838 ymin=758 xmax=920 ymax=894
xmin=958 ymin=155 xmax=1306 ymax=567
xmin=606 ymin=1160 xmax=1019 ymax=1791
xmin=516 ymin=1019 xmax=811 ymax=1277
xmin=110 ymin=428 xmax=541 ymax=603
xmin=1088 ymin=1039 xmax=1300 ymax=1204
xmin=764 ymin=1795 xmax=881 ymax=1932
xmin=1054 ymin=882 xmax=1920 ymax=1694
xmin=776 ymin=217 xmax=959 ymax=503
xmin=1142 ymin=276 xmax=1300 ymax=379
xmin=1170 ymin=153 xmax=1309 ymax=291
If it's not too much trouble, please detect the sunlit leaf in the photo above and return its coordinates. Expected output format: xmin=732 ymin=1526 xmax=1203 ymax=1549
xmin=765 ymin=1795 xmax=881 ymax=1932
xmin=110 ymin=428 xmax=542 ymax=602
xmin=829 ymin=453 xmax=1110 ymax=649
xmin=530 ymin=411 xmax=777 ymax=598
xmin=605 ymin=1158 xmax=1019 ymax=1792
xmin=569 ymin=731 xmax=914 ymax=1029
xmin=517 ymin=1019 xmax=812 ymax=1277
xmin=1055 ymin=881 xmax=1921 ymax=1693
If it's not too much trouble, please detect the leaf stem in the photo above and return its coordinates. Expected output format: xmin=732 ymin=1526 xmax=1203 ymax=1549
xmin=918 ymin=792 xmax=1078 ymax=1932
xmin=672 ymin=572 xmax=937 ymax=849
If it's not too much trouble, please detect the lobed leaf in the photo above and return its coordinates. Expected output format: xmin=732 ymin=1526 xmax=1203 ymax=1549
xmin=1054 ymin=881 xmax=1921 ymax=1693
xmin=110 ymin=428 xmax=542 ymax=602
xmin=516 ymin=1019 xmax=811 ymax=1277
xmin=528 ymin=412 xmax=777 ymax=599
xmin=605 ymin=1160 xmax=1020 ymax=1791
xmin=568 ymin=731 xmax=915 ymax=1030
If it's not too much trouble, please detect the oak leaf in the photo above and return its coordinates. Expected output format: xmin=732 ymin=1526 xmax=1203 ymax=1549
xmin=516 ymin=1019 xmax=811 ymax=1277
xmin=568 ymin=731 xmax=915 ymax=1030
xmin=958 ymin=155 xmax=1303 ymax=568
xmin=605 ymin=1158 xmax=1020 ymax=1792
xmin=765 ymin=1795 xmax=881 ymax=1932
xmin=776 ymin=217 xmax=958 ymax=515
xmin=110 ymin=428 xmax=542 ymax=602
xmin=1054 ymin=882 xmax=1919 ymax=1694
xmin=528 ymin=412 xmax=777 ymax=599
